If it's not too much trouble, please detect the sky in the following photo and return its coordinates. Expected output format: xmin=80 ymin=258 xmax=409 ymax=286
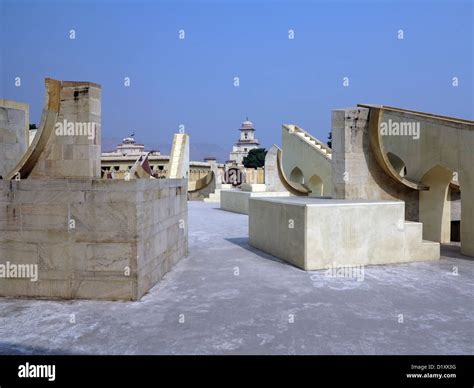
xmin=1 ymin=0 xmax=473 ymax=161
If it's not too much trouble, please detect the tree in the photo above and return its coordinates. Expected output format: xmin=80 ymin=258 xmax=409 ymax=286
xmin=327 ymin=131 xmax=332 ymax=148
xmin=243 ymin=148 xmax=267 ymax=169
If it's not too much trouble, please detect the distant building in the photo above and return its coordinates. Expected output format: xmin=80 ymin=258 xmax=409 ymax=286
xmin=101 ymin=135 xmax=167 ymax=177
xmin=101 ymin=135 xmax=221 ymax=181
xmin=102 ymin=135 xmax=161 ymax=158
xmin=114 ymin=136 xmax=148 ymax=156
xmin=228 ymin=118 xmax=259 ymax=165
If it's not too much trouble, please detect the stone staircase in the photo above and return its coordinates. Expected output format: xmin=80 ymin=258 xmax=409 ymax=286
xmin=285 ymin=125 xmax=332 ymax=159
xmin=203 ymin=185 xmax=234 ymax=203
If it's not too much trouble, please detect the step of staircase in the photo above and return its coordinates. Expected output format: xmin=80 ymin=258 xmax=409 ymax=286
xmin=404 ymin=221 xmax=423 ymax=242
xmin=203 ymin=187 xmax=237 ymax=203
xmin=291 ymin=127 xmax=331 ymax=158
xmin=403 ymin=221 xmax=440 ymax=261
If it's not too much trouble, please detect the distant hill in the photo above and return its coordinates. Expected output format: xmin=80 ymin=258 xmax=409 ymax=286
xmin=101 ymin=136 xmax=123 ymax=153
xmin=189 ymin=142 xmax=229 ymax=163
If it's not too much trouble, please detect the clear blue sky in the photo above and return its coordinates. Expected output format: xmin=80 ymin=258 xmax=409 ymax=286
xmin=1 ymin=0 xmax=472 ymax=161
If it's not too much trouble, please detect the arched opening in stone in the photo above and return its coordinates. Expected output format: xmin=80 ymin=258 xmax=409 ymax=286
xmin=289 ymin=167 xmax=304 ymax=185
xmin=449 ymin=186 xmax=461 ymax=242
xmin=387 ymin=152 xmax=407 ymax=177
xmin=419 ymin=165 xmax=453 ymax=243
xmin=308 ymin=174 xmax=324 ymax=197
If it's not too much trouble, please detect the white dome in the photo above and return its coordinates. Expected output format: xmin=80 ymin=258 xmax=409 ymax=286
xmin=240 ymin=118 xmax=254 ymax=130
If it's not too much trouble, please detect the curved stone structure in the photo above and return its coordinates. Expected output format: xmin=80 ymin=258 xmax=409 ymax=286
xmin=334 ymin=105 xmax=473 ymax=256
xmin=188 ymin=171 xmax=214 ymax=192
xmin=369 ymin=105 xmax=473 ymax=256
xmin=6 ymin=78 xmax=102 ymax=180
xmin=188 ymin=170 xmax=218 ymax=200
xmin=361 ymin=105 xmax=428 ymax=191
xmin=6 ymin=78 xmax=61 ymax=180
xmin=265 ymin=145 xmax=311 ymax=196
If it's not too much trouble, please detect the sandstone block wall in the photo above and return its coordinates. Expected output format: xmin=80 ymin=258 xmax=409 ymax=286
xmin=0 ymin=178 xmax=188 ymax=300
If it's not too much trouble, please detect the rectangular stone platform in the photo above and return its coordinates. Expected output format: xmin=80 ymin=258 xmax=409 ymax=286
xmin=221 ymin=189 xmax=290 ymax=215
xmin=249 ymin=197 xmax=439 ymax=270
xmin=0 ymin=178 xmax=188 ymax=300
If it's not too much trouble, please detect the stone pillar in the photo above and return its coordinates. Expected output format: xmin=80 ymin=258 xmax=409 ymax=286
xmin=419 ymin=166 xmax=452 ymax=243
xmin=264 ymin=145 xmax=286 ymax=192
xmin=209 ymin=160 xmax=223 ymax=189
xmin=166 ymin=133 xmax=189 ymax=179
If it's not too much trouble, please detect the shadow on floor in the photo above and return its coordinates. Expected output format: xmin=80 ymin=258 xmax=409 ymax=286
xmin=441 ymin=243 xmax=474 ymax=262
xmin=212 ymin=207 xmax=246 ymax=215
xmin=225 ymin=237 xmax=302 ymax=270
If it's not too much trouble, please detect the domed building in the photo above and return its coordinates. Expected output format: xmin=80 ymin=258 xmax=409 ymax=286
xmin=228 ymin=118 xmax=260 ymax=165
xmin=115 ymin=136 xmax=146 ymax=156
